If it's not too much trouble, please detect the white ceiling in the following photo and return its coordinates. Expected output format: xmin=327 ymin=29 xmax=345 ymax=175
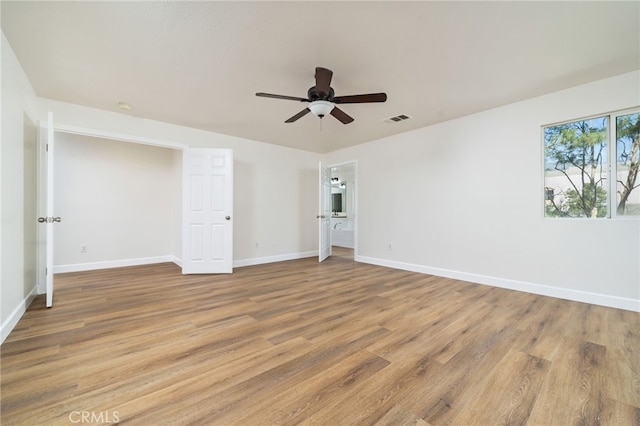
xmin=2 ymin=1 xmax=639 ymax=153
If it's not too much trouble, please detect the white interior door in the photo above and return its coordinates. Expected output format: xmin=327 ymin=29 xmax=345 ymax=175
xmin=318 ymin=162 xmax=331 ymax=262
xmin=37 ymin=112 xmax=57 ymax=307
xmin=182 ymin=148 xmax=233 ymax=274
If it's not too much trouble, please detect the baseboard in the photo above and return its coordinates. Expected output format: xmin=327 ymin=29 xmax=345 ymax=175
xmin=1 ymin=285 xmax=37 ymax=344
xmin=234 ymin=251 xmax=317 ymax=268
xmin=356 ymin=255 xmax=640 ymax=312
xmin=53 ymin=256 xmax=177 ymax=273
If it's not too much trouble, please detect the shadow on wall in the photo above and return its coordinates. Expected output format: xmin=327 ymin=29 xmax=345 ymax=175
xmin=23 ymin=112 xmax=38 ymax=298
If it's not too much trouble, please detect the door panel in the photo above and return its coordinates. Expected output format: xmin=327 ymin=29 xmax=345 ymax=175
xmin=318 ymin=162 xmax=331 ymax=262
xmin=182 ymin=148 xmax=233 ymax=274
xmin=37 ymin=112 xmax=56 ymax=307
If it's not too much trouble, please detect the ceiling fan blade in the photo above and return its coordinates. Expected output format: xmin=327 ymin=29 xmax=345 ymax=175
xmin=285 ymin=108 xmax=311 ymax=123
xmin=330 ymin=107 xmax=354 ymax=124
xmin=333 ymin=93 xmax=387 ymax=104
xmin=256 ymin=92 xmax=309 ymax=102
xmin=315 ymin=67 xmax=333 ymax=97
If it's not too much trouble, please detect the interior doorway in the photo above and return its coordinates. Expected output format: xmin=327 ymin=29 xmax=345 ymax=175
xmin=36 ymin=122 xmax=188 ymax=300
xmin=329 ymin=161 xmax=357 ymax=261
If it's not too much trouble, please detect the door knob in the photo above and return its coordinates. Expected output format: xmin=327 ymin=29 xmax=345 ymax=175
xmin=225 ymin=216 xmax=231 ymax=220
xmin=38 ymin=217 xmax=62 ymax=223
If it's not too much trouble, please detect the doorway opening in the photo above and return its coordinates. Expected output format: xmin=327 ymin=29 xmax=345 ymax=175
xmin=329 ymin=161 xmax=356 ymax=261
xmin=50 ymin=132 xmax=182 ymax=272
xmin=36 ymin=120 xmax=188 ymax=303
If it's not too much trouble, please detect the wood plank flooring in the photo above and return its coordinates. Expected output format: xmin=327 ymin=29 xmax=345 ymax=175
xmin=2 ymin=248 xmax=639 ymax=425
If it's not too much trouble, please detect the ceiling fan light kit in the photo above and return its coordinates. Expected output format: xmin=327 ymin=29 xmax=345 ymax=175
xmin=308 ymin=100 xmax=334 ymax=118
xmin=256 ymin=66 xmax=387 ymax=124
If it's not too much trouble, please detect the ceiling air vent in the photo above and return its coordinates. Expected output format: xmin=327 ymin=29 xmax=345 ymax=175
xmin=384 ymin=114 xmax=410 ymax=123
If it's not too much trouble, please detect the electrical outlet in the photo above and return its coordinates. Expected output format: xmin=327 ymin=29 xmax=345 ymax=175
xmin=255 ymin=242 xmax=260 ymax=248
xmin=388 ymin=243 xmax=393 ymax=251
xmin=81 ymin=244 xmax=87 ymax=253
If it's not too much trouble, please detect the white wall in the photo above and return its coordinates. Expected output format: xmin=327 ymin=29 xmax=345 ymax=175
xmin=53 ymin=133 xmax=176 ymax=271
xmin=38 ymin=98 xmax=320 ymax=268
xmin=1 ymin=32 xmax=40 ymax=341
xmin=325 ymin=71 xmax=640 ymax=311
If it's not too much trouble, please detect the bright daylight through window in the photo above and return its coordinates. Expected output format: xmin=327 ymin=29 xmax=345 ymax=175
xmin=543 ymin=108 xmax=640 ymax=218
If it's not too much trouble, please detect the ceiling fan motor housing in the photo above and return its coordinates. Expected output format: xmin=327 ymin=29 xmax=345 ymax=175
xmin=308 ymin=86 xmax=335 ymax=101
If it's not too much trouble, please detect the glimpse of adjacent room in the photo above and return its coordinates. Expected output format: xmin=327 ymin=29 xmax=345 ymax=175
xmin=330 ymin=163 xmax=355 ymax=255
xmin=52 ymin=132 xmax=182 ymax=274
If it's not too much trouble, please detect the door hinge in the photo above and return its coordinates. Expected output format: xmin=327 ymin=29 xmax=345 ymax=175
xmin=46 ymin=267 xmax=48 ymax=275
xmin=46 ymin=143 xmax=49 ymax=152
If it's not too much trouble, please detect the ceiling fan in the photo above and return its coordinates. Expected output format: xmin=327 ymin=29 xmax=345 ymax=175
xmin=256 ymin=67 xmax=387 ymax=124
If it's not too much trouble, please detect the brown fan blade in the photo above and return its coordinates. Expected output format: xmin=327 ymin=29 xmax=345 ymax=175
xmin=333 ymin=93 xmax=387 ymax=104
xmin=330 ymin=107 xmax=354 ymax=124
xmin=256 ymin=92 xmax=309 ymax=102
xmin=315 ymin=67 xmax=333 ymax=97
xmin=285 ymin=108 xmax=311 ymax=123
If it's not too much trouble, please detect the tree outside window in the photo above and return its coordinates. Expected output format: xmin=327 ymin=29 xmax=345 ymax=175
xmin=616 ymin=112 xmax=640 ymax=216
xmin=544 ymin=116 xmax=608 ymax=218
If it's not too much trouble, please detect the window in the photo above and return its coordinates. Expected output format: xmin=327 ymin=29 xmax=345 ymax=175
xmin=543 ymin=109 xmax=640 ymax=218
xmin=616 ymin=112 xmax=640 ymax=215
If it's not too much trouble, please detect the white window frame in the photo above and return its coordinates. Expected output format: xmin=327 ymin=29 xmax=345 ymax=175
xmin=609 ymin=107 xmax=640 ymax=220
xmin=542 ymin=106 xmax=640 ymax=220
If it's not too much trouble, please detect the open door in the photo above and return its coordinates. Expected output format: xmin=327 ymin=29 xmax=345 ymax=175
xmin=182 ymin=148 xmax=233 ymax=274
xmin=37 ymin=112 xmax=59 ymax=307
xmin=318 ymin=162 xmax=331 ymax=262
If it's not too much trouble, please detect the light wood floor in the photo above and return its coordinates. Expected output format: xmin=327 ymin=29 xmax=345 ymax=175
xmin=2 ymin=248 xmax=639 ymax=425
